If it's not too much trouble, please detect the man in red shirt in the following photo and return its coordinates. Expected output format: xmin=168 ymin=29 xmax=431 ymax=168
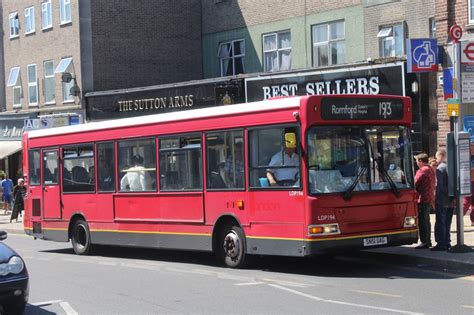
xmin=414 ymin=153 xmax=436 ymax=249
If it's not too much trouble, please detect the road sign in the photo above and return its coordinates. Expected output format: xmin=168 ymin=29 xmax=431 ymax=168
xmin=461 ymin=41 xmax=474 ymax=63
xmin=463 ymin=115 xmax=474 ymax=142
xmin=450 ymin=24 xmax=463 ymax=42
xmin=447 ymin=98 xmax=460 ymax=117
xmin=407 ymin=39 xmax=438 ymax=72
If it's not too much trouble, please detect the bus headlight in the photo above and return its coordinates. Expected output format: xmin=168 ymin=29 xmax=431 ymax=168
xmin=404 ymin=216 xmax=417 ymax=228
xmin=308 ymin=224 xmax=340 ymax=236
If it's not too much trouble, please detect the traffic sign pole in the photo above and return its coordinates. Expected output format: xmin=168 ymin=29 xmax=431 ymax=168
xmin=447 ymin=24 xmax=473 ymax=253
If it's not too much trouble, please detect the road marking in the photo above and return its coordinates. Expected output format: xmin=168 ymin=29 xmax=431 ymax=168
xmin=269 ymin=284 xmax=422 ymax=315
xmin=462 ymin=305 xmax=474 ymax=309
xmin=60 ymin=301 xmax=78 ymax=315
xmin=262 ymin=278 xmax=314 ymax=288
xmin=31 ymin=300 xmax=63 ymax=306
xmin=351 ymin=289 xmax=402 ymax=298
xmin=235 ymin=282 xmax=264 ymax=286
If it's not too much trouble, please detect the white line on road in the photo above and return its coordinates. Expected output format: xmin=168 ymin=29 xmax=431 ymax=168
xmin=351 ymin=289 xmax=402 ymax=298
xmin=262 ymin=277 xmax=315 ymax=288
xmin=235 ymin=282 xmax=264 ymax=286
xmin=269 ymin=284 xmax=422 ymax=315
xmin=60 ymin=301 xmax=79 ymax=315
xmin=31 ymin=300 xmax=63 ymax=306
xmin=462 ymin=305 xmax=474 ymax=309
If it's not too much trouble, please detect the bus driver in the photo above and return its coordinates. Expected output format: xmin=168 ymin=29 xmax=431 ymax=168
xmin=266 ymin=133 xmax=299 ymax=186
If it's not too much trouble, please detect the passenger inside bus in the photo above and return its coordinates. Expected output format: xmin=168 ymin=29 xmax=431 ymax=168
xmin=224 ymin=142 xmax=244 ymax=188
xmin=120 ymin=155 xmax=151 ymax=191
xmin=266 ymin=132 xmax=300 ymax=186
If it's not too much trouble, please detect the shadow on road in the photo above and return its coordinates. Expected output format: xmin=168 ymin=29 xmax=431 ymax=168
xmin=39 ymin=245 xmax=470 ymax=281
xmin=24 ymin=304 xmax=56 ymax=315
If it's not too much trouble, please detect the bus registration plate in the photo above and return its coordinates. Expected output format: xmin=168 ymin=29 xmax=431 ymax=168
xmin=363 ymin=236 xmax=388 ymax=247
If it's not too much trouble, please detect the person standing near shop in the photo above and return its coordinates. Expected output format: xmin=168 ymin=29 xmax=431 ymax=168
xmin=414 ymin=153 xmax=435 ymax=249
xmin=1 ymin=174 xmax=14 ymax=214
xmin=10 ymin=178 xmax=26 ymax=222
xmin=432 ymin=149 xmax=454 ymax=251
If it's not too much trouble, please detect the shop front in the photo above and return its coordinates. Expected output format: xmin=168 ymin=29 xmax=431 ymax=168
xmin=0 ymin=114 xmax=32 ymax=184
xmin=0 ymin=112 xmax=84 ymax=184
xmin=244 ymin=61 xmax=429 ymax=154
xmin=85 ymin=77 xmax=245 ymax=121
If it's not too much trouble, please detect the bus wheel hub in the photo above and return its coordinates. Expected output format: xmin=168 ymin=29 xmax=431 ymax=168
xmin=224 ymin=231 xmax=240 ymax=258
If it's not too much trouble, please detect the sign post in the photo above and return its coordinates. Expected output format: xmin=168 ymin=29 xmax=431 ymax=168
xmin=447 ymin=24 xmax=473 ymax=253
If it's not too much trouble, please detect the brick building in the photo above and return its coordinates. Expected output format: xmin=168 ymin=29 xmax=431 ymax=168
xmin=435 ymin=0 xmax=474 ymax=148
xmin=0 ymin=0 xmax=202 ymax=183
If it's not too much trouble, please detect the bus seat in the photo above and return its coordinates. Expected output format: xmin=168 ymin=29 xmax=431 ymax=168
xmin=209 ymin=171 xmax=227 ymax=189
xmin=72 ymin=166 xmax=89 ymax=184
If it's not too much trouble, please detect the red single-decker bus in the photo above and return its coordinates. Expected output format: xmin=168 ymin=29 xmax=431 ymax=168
xmin=23 ymin=94 xmax=418 ymax=268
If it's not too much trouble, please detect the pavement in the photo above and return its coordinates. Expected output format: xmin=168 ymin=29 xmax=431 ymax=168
xmin=0 ymin=211 xmax=472 ymax=272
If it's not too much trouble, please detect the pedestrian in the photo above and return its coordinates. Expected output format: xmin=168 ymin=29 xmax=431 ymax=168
xmin=414 ymin=153 xmax=435 ymax=249
xmin=429 ymin=157 xmax=438 ymax=173
xmin=10 ymin=178 xmax=26 ymax=223
xmin=1 ymin=174 xmax=14 ymax=214
xmin=432 ymin=148 xmax=454 ymax=251
xmin=462 ymin=183 xmax=474 ymax=227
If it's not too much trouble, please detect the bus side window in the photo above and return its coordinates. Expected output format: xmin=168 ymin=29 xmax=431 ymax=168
xmin=249 ymin=126 xmax=300 ymax=188
xmin=205 ymin=130 xmax=244 ymax=190
xmin=159 ymin=134 xmax=202 ymax=191
xmin=97 ymin=142 xmax=115 ymax=192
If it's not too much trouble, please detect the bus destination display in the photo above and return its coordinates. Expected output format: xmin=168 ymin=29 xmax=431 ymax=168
xmin=320 ymin=97 xmax=404 ymax=120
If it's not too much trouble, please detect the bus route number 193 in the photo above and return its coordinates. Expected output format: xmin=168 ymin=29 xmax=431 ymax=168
xmin=379 ymin=102 xmax=392 ymax=119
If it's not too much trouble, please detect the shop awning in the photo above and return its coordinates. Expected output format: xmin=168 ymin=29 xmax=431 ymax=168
xmin=0 ymin=141 xmax=22 ymax=159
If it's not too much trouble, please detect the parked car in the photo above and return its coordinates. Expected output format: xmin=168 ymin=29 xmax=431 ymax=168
xmin=0 ymin=231 xmax=28 ymax=315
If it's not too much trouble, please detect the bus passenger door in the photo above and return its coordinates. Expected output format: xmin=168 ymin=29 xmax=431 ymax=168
xmin=42 ymin=149 xmax=61 ymax=219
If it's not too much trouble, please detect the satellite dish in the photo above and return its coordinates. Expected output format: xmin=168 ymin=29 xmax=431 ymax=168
xmin=62 ymin=72 xmax=73 ymax=83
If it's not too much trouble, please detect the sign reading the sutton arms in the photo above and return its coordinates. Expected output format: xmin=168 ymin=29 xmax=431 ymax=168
xmin=85 ymin=78 xmax=243 ymax=121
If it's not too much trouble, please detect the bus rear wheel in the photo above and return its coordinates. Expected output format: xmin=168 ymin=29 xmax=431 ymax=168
xmin=71 ymin=219 xmax=92 ymax=255
xmin=219 ymin=225 xmax=247 ymax=268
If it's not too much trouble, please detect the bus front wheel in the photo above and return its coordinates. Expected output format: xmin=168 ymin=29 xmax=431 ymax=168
xmin=219 ymin=225 xmax=247 ymax=268
xmin=71 ymin=219 xmax=92 ymax=255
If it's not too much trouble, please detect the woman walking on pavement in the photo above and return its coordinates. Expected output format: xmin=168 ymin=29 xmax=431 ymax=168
xmin=10 ymin=178 xmax=26 ymax=223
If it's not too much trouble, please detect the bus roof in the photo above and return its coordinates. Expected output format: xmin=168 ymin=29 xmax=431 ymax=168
xmin=27 ymin=96 xmax=302 ymax=139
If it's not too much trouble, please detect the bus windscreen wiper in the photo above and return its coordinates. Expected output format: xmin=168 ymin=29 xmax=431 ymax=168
xmin=343 ymin=166 xmax=367 ymax=200
xmin=376 ymin=159 xmax=401 ymax=197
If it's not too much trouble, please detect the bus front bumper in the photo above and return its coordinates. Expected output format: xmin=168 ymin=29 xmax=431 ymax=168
xmin=304 ymin=229 xmax=418 ymax=255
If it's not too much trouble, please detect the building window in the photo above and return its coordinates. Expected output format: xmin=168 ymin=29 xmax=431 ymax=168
xmin=60 ymin=0 xmax=71 ymax=24
xmin=42 ymin=0 xmax=53 ymax=29
xmin=378 ymin=23 xmax=405 ymax=58
xmin=218 ymin=39 xmax=245 ymax=77
xmin=470 ymin=0 xmax=474 ymax=24
xmin=263 ymin=31 xmax=291 ymax=72
xmin=27 ymin=64 xmax=38 ymax=106
xmin=54 ymin=57 xmax=74 ymax=102
xmin=25 ymin=7 xmax=35 ymax=34
xmin=9 ymin=12 xmax=19 ymax=38
xmin=44 ymin=60 xmax=55 ymax=104
xmin=312 ymin=20 xmax=345 ymax=67
xmin=429 ymin=18 xmax=436 ymax=38
xmin=7 ymin=67 xmax=22 ymax=107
